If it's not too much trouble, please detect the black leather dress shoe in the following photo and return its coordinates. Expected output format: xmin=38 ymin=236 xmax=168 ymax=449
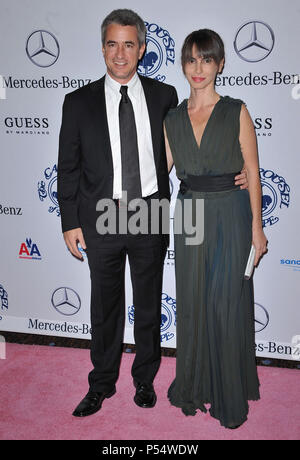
xmin=72 ymin=388 xmax=116 ymax=417
xmin=133 ymin=381 xmax=157 ymax=408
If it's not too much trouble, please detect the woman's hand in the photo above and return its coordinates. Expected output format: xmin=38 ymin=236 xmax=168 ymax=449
xmin=234 ymin=167 xmax=248 ymax=190
xmin=252 ymin=227 xmax=268 ymax=266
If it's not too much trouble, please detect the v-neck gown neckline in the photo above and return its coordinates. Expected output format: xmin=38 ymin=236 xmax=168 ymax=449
xmin=184 ymin=96 xmax=223 ymax=152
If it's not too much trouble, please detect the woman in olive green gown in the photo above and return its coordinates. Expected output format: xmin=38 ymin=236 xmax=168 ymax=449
xmin=164 ymin=29 xmax=267 ymax=429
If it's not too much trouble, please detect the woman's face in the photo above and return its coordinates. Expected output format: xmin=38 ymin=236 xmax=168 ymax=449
xmin=184 ymin=44 xmax=223 ymax=91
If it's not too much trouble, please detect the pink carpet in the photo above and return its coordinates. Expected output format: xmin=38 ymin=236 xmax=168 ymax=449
xmin=0 ymin=343 xmax=299 ymax=440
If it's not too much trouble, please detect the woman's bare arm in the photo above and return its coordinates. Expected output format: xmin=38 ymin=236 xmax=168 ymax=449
xmin=239 ymin=104 xmax=268 ymax=265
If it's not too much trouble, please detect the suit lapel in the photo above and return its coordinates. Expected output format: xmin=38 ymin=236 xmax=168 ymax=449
xmin=87 ymin=76 xmax=113 ymax=166
xmin=140 ymin=76 xmax=161 ymax=169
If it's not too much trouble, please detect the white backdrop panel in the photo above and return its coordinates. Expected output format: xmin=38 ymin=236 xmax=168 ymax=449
xmin=0 ymin=0 xmax=299 ymax=360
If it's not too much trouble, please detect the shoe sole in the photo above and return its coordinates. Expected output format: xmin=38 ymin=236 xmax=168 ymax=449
xmin=72 ymin=388 xmax=116 ymax=417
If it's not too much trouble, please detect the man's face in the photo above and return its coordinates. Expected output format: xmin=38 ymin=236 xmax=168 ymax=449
xmin=102 ymin=23 xmax=145 ymax=84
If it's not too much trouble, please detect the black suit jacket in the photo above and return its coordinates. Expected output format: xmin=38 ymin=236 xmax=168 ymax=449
xmin=57 ymin=75 xmax=178 ymax=233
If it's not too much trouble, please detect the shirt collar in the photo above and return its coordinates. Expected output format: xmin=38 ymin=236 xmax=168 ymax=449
xmin=105 ymin=72 xmax=141 ymax=99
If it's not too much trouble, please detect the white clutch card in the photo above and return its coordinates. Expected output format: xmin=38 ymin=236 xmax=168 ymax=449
xmin=244 ymin=245 xmax=256 ymax=280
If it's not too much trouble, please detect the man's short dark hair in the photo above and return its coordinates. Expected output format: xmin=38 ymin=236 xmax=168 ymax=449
xmin=101 ymin=9 xmax=146 ymax=47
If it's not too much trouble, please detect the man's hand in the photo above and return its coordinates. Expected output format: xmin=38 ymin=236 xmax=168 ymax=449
xmin=63 ymin=227 xmax=86 ymax=260
xmin=235 ymin=167 xmax=248 ymax=190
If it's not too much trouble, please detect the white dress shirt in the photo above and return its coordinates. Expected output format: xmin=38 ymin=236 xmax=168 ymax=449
xmin=104 ymin=72 xmax=158 ymax=199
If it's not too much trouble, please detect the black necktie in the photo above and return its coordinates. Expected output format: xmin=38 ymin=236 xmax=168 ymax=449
xmin=119 ymin=85 xmax=142 ymax=205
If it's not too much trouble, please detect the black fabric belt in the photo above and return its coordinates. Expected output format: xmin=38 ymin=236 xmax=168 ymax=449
xmin=179 ymin=172 xmax=240 ymax=194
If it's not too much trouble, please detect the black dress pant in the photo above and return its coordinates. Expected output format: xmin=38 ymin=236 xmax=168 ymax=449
xmin=83 ymin=200 xmax=167 ymax=392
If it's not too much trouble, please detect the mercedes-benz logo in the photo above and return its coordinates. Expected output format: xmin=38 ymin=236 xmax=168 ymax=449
xmin=51 ymin=287 xmax=81 ymax=316
xmin=255 ymin=303 xmax=269 ymax=333
xmin=234 ymin=21 xmax=275 ymax=62
xmin=26 ymin=30 xmax=60 ymax=67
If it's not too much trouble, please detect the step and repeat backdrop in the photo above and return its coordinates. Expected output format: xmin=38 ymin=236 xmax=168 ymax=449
xmin=0 ymin=0 xmax=299 ymax=361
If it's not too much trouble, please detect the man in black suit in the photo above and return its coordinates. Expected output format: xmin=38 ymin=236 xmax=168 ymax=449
xmin=58 ymin=9 xmax=247 ymax=417
xmin=57 ymin=9 xmax=178 ymax=417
